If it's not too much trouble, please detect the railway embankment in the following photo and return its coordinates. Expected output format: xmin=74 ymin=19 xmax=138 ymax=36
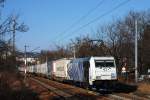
xmin=0 ymin=70 xmax=39 ymax=100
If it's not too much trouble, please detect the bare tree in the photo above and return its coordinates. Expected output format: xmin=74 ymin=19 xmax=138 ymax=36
xmin=94 ymin=10 xmax=149 ymax=75
xmin=0 ymin=1 xmax=29 ymax=69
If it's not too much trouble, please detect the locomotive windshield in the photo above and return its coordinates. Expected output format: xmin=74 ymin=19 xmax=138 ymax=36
xmin=95 ymin=60 xmax=114 ymax=67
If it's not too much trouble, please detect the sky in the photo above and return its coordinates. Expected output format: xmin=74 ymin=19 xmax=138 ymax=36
xmin=2 ymin=0 xmax=150 ymax=52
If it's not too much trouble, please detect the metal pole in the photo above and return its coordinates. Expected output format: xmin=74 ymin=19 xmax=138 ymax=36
xmin=24 ymin=45 xmax=28 ymax=79
xmin=73 ymin=45 xmax=76 ymax=58
xmin=46 ymin=51 xmax=48 ymax=63
xmin=13 ymin=19 xmax=16 ymax=65
xmin=135 ymin=20 xmax=138 ymax=83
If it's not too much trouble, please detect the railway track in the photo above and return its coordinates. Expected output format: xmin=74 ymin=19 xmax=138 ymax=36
xmin=31 ymin=78 xmax=73 ymax=99
xmin=112 ymin=93 xmax=150 ymax=100
xmin=28 ymin=76 xmax=150 ymax=100
xmin=30 ymin=77 xmax=108 ymax=100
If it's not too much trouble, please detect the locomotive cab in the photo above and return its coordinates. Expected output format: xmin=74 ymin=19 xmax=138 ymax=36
xmin=89 ymin=57 xmax=117 ymax=89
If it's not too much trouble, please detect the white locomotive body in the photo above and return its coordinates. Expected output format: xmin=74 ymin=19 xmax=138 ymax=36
xmin=68 ymin=57 xmax=117 ymax=87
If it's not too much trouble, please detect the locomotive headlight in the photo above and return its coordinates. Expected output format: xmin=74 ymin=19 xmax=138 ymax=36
xmin=111 ymin=73 xmax=116 ymax=79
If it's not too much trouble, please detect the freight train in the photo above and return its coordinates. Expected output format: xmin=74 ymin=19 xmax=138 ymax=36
xmin=19 ymin=57 xmax=117 ymax=89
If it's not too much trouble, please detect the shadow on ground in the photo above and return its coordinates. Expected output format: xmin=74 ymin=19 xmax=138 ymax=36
xmin=97 ymin=81 xmax=137 ymax=94
xmin=63 ymin=80 xmax=137 ymax=95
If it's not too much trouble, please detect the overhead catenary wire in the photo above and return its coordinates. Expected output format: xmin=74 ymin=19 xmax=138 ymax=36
xmin=58 ymin=0 xmax=130 ymax=42
xmin=54 ymin=0 xmax=105 ymax=42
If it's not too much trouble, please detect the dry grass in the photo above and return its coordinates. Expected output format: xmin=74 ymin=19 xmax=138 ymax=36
xmin=0 ymin=70 xmax=39 ymax=100
xmin=138 ymin=82 xmax=150 ymax=94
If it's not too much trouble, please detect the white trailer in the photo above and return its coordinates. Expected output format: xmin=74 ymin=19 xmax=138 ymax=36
xmin=68 ymin=57 xmax=117 ymax=88
xmin=35 ymin=62 xmax=48 ymax=75
xmin=51 ymin=58 xmax=71 ymax=80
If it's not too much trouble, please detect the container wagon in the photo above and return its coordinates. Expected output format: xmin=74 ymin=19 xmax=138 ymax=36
xmin=50 ymin=58 xmax=72 ymax=81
